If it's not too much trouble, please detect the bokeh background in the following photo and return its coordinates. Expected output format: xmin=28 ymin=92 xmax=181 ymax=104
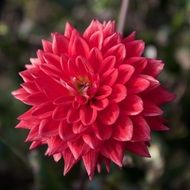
xmin=0 ymin=0 xmax=190 ymax=190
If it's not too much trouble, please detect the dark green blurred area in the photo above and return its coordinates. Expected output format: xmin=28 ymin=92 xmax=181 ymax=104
xmin=0 ymin=0 xmax=190 ymax=189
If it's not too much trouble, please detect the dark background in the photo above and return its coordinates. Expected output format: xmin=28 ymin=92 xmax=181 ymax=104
xmin=0 ymin=0 xmax=190 ymax=190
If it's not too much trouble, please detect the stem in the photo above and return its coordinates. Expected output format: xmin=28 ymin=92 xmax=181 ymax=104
xmin=117 ymin=0 xmax=130 ymax=34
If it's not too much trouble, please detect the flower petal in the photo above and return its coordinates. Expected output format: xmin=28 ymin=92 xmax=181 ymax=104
xmin=113 ymin=116 xmax=133 ymax=141
xmin=52 ymin=105 xmax=70 ymax=120
xmin=143 ymin=59 xmax=164 ymax=77
xmin=93 ymin=122 xmax=112 ymax=140
xmin=101 ymin=68 xmax=118 ymax=86
xmin=124 ymin=40 xmax=145 ymax=58
xmin=131 ymin=116 xmax=150 ymax=141
xmin=101 ymin=141 xmax=124 ymax=167
xmin=52 ymin=33 xmax=69 ymax=55
xmin=99 ymin=56 xmax=116 ymax=74
xmin=121 ymin=95 xmax=143 ymax=115
xmin=83 ymin=150 xmax=98 ymax=179
xmin=104 ymin=43 xmax=126 ymax=64
xmin=68 ymin=138 xmax=88 ymax=160
xmin=39 ymin=119 xmax=59 ymax=137
xmin=82 ymin=133 xmax=101 ymax=149
xmin=142 ymin=100 xmax=163 ymax=116
xmin=72 ymin=122 xmax=89 ymax=134
xmin=67 ymin=107 xmax=80 ymax=123
xmin=127 ymin=77 xmax=150 ymax=94
xmin=95 ymin=85 xmax=112 ymax=100
xmin=88 ymin=48 xmax=103 ymax=73
xmin=143 ymin=86 xmax=175 ymax=105
xmin=90 ymin=98 xmax=109 ymax=111
xmin=110 ymin=84 xmax=127 ymax=103
xmin=58 ymin=121 xmax=75 ymax=141
xmin=126 ymin=57 xmax=147 ymax=74
xmin=63 ymin=149 xmax=78 ymax=175
xmin=32 ymin=102 xmax=54 ymax=118
xmin=80 ymin=105 xmax=97 ymax=126
xmin=145 ymin=116 xmax=169 ymax=131
xmin=99 ymin=103 xmax=120 ymax=125
xmin=125 ymin=142 xmax=150 ymax=157
xmin=117 ymin=64 xmax=135 ymax=84
xmin=89 ymin=30 xmax=103 ymax=49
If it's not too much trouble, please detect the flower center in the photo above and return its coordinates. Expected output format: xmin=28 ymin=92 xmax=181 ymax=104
xmin=72 ymin=76 xmax=90 ymax=97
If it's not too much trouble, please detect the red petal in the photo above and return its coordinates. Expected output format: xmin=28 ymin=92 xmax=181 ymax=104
xmin=67 ymin=107 xmax=80 ymax=123
xmin=99 ymin=56 xmax=116 ymax=74
xmin=88 ymin=48 xmax=103 ymax=73
xmin=25 ymin=126 xmax=40 ymax=142
xmin=12 ymin=88 xmax=29 ymax=101
xmin=19 ymin=70 xmax=34 ymax=82
xmin=104 ymin=43 xmax=126 ymax=64
xmin=140 ymin=75 xmax=160 ymax=90
xmin=68 ymin=139 xmax=87 ymax=160
xmin=142 ymin=100 xmax=163 ymax=116
xmin=95 ymin=85 xmax=112 ymax=100
xmin=21 ymin=82 xmax=39 ymax=94
xmin=23 ymin=92 xmax=48 ymax=105
xmin=58 ymin=121 xmax=75 ymax=141
xmin=69 ymin=33 xmax=89 ymax=58
xmin=122 ymin=95 xmax=143 ymax=115
xmin=64 ymin=22 xmax=77 ymax=38
xmin=102 ymin=33 xmax=121 ymax=51
xmin=39 ymin=119 xmax=59 ymax=137
xmin=63 ymin=149 xmax=78 ymax=175
xmin=99 ymin=103 xmax=120 ymax=125
xmin=126 ymin=57 xmax=147 ymax=74
xmin=125 ymin=40 xmax=145 ymax=58
xmin=123 ymin=32 xmax=136 ymax=42
xmin=101 ymin=68 xmax=118 ymax=86
xmin=29 ymin=141 xmax=42 ymax=150
xmin=32 ymin=102 xmax=54 ymax=118
xmin=90 ymin=98 xmax=109 ymax=111
xmin=82 ymin=133 xmax=101 ymax=149
xmin=113 ymin=116 xmax=133 ymax=141
xmin=17 ymin=108 xmax=33 ymax=120
xmin=52 ymin=33 xmax=69 ymax=55
xmin=127 ymin=77 xmax=150 ymax=94
xmin=53 ymin=153 xmax=62 ymax=162
xmin=93 ymin=122 xmax=112 ymax=140
xmin=101 ymin=141 xmax=124 ymax=167
xmin=43 ymin=52 xmax=60 ymax=68
xmin=89 ymin=30 xmax=103 ymax=49
xmin=103 ymin=21 xmax=116 ymax=38
xmin=143 ymin=86 xmax=175 ymax=105
xmin=110 ymin=84 xmax=127 ymax=103
xmin=80 ymin=105 xmax=97 ymax=126
xmin=42 ymin=39 xmax=52 ymax=52
xmin=143 ymin=59 xmax=164 ymax=77
xmin=53 ymin=96 xmax=73 ymax=105
xmin=40 ymin=64 xmax=61 ymax=79
xmin=52 ymin=105 xmax=70 ymax=120
xmin=72 ymin=122 xmax=89 ymax=134
xmin=131 ymin=116 xmax=150 ymax=141
xmin=82 ymin=150 xmax=97 ymax=179
xmin=125 ymin=142 xmax=150 ymax=157
xmin=117 ymin=64 xmax=135 ymax=84
xmin=83 ymin=20 xmax=102 ymax=39
xmin=146 ymin=116 xmax=169 ymax=131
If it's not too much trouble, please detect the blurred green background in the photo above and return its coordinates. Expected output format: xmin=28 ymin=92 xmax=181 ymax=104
xmin=0 ymin=0 xmax=190 ymax=189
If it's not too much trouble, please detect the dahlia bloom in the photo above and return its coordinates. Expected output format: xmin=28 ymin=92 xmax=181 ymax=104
xmin=12 ymin=20 xmax=174 ymax=179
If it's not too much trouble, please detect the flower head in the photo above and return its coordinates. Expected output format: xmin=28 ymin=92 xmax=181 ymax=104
xmin=12 ymin=20 xmax=175 ymax=179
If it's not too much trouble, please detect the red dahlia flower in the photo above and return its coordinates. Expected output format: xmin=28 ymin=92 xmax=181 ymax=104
xmin=12 ymin=20 xmax=175 ymax=179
